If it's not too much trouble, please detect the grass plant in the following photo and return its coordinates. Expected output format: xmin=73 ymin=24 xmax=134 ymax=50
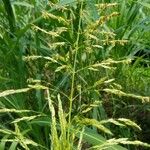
xmin=0 ymin=0 xmax=150 ymax=150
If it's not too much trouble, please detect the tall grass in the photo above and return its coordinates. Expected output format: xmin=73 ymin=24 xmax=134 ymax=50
xmin=0 ymin=0 xmax=150 ymax=149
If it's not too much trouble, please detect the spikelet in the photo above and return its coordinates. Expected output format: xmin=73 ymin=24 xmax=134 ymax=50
xmin=42 ymin=11 xmax=69 ymax=25
xmin=46 ymin=89 xmax=60 ymax=150
xmin=11 ymin=115 xmax=42 ymax=123
xmin=100 ymin=118 xmax=125 ymax=127
xmin=28 ymin=84 xmax=48 ymax=90
xmin=118 ymin=118 xmax=141 ymax=131
xmin=101 ymin=39 xmax=128 ymax=46
xmin=76 ymin=117 xmax=113 ymax=135
xmin=98 ymin=12 xmax=120 ymax=25
xmin=103 ymin=88 xmax=150 ymax=103
xmin=0 ymin=129 xmax=14 ymax=135
xmin=14 ymin=124 xmax=29 ymax=150
xmin=0 ymin=88 xmax=30 ymax=98
xmin=95 ymin=3 xmax=118 ymax=10
xmin=90 ymin=138 xmax=150 ymax=149
xmin=1 ymin=138 xmax=38 ymax=147
xmin=14 ymin=124 xmax=38 ymax=149
xmin=47 ymin=42 xmax=66 ymax=49
xmin=88 ymin=12 xmax=119 ymax=31
xmin=48 ymin=1 xmax=68 ymax=11
xmin=23 ymin=55 xmax=58 ymax=63
xmin=81 ymin=101 xmax=101 ymax=114
xmin=32 ymin=25 xmax=67 ymax=37
xmin=0 ymin=108 xmax=30 ymax=113
xmin=100 ymin=118 xmax=141 ymax=131
xmin=57 ymin=94 xmax=68 ymax=147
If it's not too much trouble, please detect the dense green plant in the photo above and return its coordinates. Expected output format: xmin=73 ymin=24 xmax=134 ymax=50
xmin=0 ymin=0 xmax=150 ymax=150
xmin=96 ymin=0 xmax=150 ymax=58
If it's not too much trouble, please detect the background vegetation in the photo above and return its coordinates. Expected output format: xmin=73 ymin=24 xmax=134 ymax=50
xmin=0 ymin=0 xmax=150 ymax=149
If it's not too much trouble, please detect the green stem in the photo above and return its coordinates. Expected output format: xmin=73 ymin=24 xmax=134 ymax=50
xmin=67 ymin=0 xmax=83 ymax=140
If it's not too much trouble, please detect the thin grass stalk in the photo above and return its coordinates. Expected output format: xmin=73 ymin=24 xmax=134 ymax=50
xmin=68 ymin=0 xmax=84 ymax=141
xmin=77 ymin=126 xmax=85 ymax=150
